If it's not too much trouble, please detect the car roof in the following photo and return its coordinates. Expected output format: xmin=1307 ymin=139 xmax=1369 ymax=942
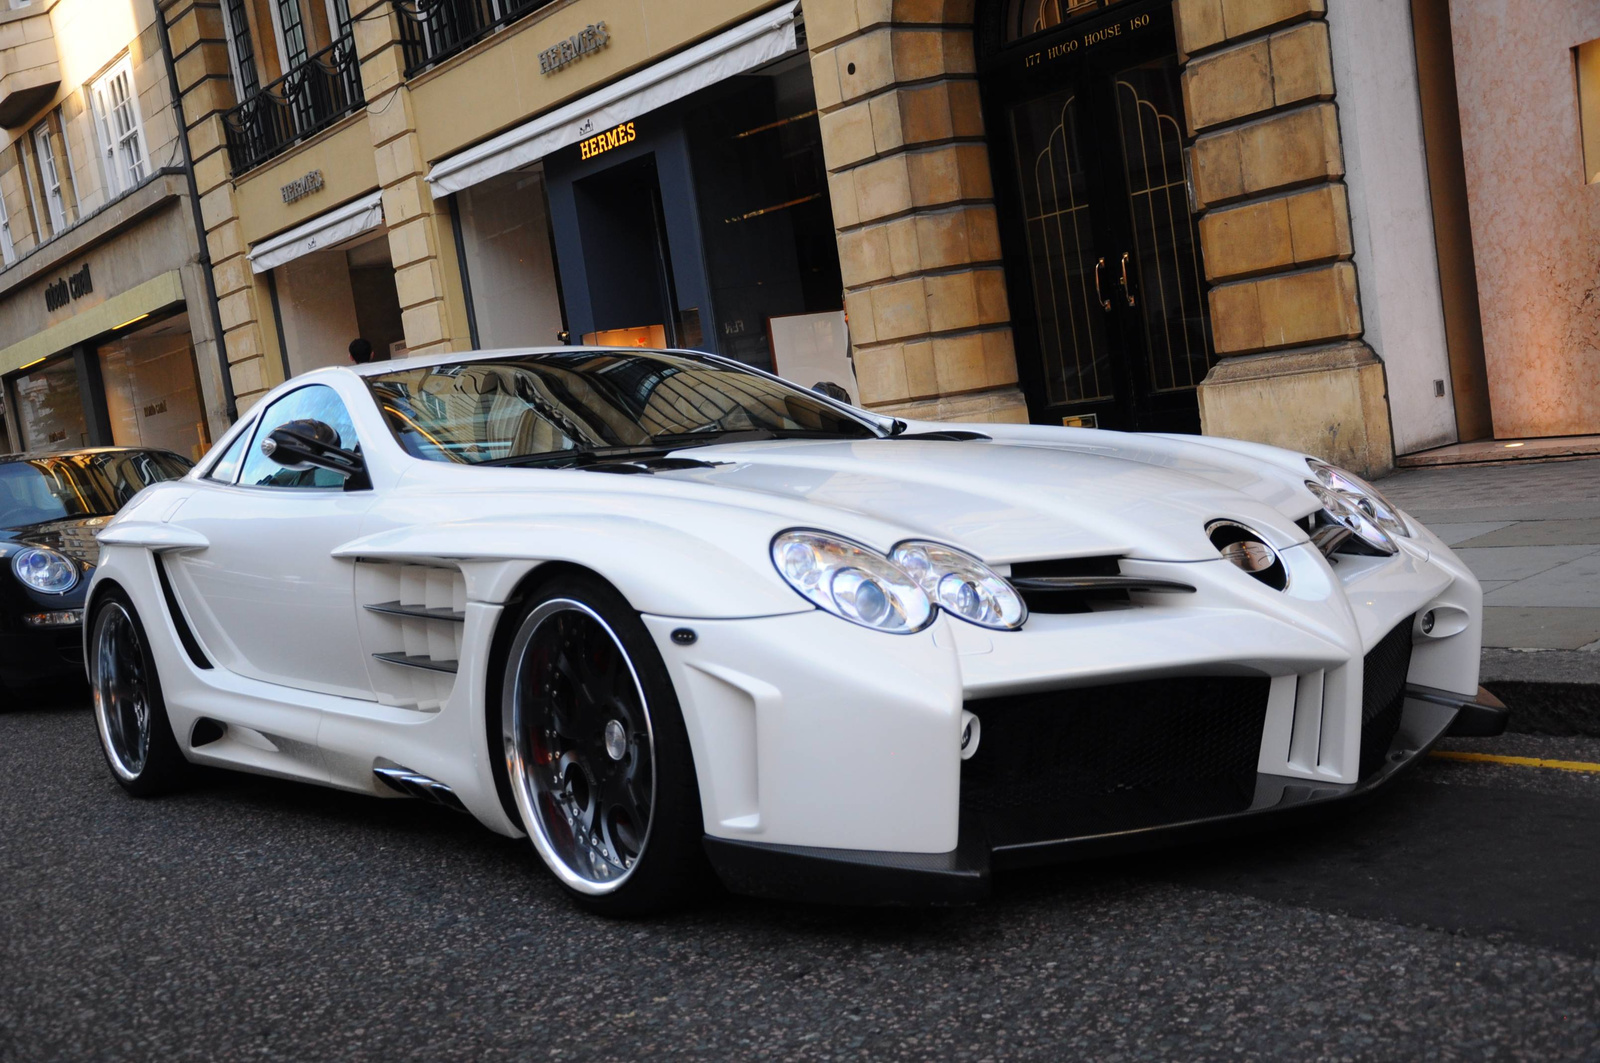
xmin=0 ymin=446 xmax=184 ymax=465
xmin=346 ymin=345 xmax=704 ymax=378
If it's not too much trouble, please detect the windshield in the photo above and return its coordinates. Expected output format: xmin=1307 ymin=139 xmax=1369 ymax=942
xmin=0 ymin=451 xmax=192 ymax=528
xmin=365 ymin=351 xmax=876 ymax=466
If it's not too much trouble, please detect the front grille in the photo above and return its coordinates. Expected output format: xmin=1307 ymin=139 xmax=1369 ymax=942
xmin=962 ymin=676 xmax=1272 ymax=848
xmin=1359 ymin=618 xmax=1415 ymax=776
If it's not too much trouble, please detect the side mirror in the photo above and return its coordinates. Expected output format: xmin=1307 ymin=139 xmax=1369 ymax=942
xmin=812 ymin=381 xmax=851 ymax=403
xmin=261 ymin=418 xmax=368 ymax=487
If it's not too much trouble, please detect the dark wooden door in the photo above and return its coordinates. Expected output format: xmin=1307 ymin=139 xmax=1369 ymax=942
xmin=983 ymin=2 xmax=1214 ymax=432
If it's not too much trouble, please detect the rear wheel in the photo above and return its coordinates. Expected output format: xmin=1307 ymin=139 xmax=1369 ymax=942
xmin=502 ymin=573 xmax=709 ymax=915
xmin=90 ymin=589 xmax=189 ymax=796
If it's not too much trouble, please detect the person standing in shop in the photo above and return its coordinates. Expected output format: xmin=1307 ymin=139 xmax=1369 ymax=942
xmin=349 ymin=338 xmax=374 ymax=365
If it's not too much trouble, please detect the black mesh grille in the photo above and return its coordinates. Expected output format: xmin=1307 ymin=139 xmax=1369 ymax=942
xmin=1359 ymin=618 xmax=1415 ymax=777
xmin=961 ymin=676 xmax=1272 ymax=848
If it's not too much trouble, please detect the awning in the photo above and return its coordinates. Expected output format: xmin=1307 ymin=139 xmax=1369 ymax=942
xmin=426 ymin=1 xmax=800 ymax=196
xmin=247 ymin=191 xmax=385 ymax=273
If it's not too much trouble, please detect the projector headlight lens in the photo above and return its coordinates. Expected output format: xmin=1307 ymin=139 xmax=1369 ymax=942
xmin=772 ymin=530 xmax=933 ymax=634
xmin=890 ymin=541 xmax=1027 ymax=630
xmin=1307 ymin=459 xmax=1410 ymax=539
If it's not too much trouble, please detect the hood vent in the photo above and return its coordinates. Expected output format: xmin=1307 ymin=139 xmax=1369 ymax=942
xmin=1006 ymin=556 xmax=1194 ymax=613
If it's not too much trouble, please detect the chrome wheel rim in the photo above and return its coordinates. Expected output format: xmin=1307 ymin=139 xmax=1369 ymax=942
xmin=93 ymin=602 xmax=151 ymax=781
xmin=505 ymin=599 xmax=656 ymax=895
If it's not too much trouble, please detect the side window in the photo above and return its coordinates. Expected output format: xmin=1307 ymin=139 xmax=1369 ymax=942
xmin=237 ymin=384 xmax=361 ymax=490
xmin=205 ymin=423 xmax=253 ymax=483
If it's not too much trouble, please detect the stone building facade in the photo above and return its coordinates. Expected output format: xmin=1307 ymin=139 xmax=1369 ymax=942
xmin=150 ymin=0 xmax=1598 ymax=477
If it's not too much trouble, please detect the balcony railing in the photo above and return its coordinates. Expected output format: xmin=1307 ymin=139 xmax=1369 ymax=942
xmin=223 ymin=35 xmax=365 ymax=177
xmin=395 ymin=0 xmax=560 ymax=78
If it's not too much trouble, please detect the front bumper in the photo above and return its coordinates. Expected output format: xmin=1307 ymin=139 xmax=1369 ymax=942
xmin=704 ymin=689 xmax=1500 ymax=905
xmin=0 ymin=625 xmax=86 ymax=687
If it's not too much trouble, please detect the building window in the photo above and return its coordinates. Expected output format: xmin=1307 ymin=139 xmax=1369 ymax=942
xmin=219 ymin=0 xmax=261 ymax=101
xmin=1579 ymin=38 xmax=1600 ymax=184
xmin=13 ymin=356 xmax=89 ymax=452
xmin=272 ymin=0 xmax=310 ymax=70
xmin=90 ymin=56 xmax=149 ymax=198
xmin=30 ymin=116 xmax=69 ymax=236
xmin=0 ymin=183 xmax=15 ymax=267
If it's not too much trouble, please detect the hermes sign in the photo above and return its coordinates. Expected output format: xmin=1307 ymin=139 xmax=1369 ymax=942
xmin=541 ymin=22 xmax=609 ymax=74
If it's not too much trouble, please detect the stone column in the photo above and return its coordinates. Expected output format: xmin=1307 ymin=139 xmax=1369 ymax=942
xmin=352 ymin=7 xmax=471 ymax=359
xmin=1178 ymin=0 xmax=1393 ymax=476
xmin=161 ymin=0 xmax=283 ymax=413
xmin=808 ymin=0 xmax=1026 ymax=424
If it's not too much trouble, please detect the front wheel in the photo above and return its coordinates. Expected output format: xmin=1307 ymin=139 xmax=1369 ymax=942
xmin=90 ymin=588 xmax=189 ymax=796
xmin=501 ymin=574 xmax=710 ymax=915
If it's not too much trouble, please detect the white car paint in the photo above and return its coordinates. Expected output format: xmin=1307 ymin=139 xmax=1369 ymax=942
xmin=88 ymin=348 xmax=1483 ymax=860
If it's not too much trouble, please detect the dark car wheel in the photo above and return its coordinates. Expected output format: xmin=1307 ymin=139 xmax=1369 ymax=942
xmin=90 ymin=588 xmax=189 ymax=796
xmin=501 ymin=572 xmax=711 ymax=915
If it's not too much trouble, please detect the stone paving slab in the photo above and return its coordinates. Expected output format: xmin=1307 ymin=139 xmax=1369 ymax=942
xmin=1427 ymin=521 xmax=1516 ymax=545
xmin=1484 ymin=553 xmax=1600 ymax=608
xmin=1454 ymin=518 xmax=1600 ymax=548
xmin=1450 ymin=545 xmax=1600 ymax=581
xmin=1482 ymin=607 xmax=1600 ymax=650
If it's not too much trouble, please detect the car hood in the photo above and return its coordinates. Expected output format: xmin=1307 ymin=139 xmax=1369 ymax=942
xmin=644 ymin=432 xmax=1319 ymax=563
xmin=0 ymin=515 xmax=110 ymax=568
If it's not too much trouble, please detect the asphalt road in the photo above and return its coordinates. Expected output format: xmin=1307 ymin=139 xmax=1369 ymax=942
xmin=4 ymin=687 xmax=1600 ymax=1061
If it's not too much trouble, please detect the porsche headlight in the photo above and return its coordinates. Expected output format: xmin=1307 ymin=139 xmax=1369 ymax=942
xmin=889 ymin=540 xmax=1027 ymax=630
xmin=771 ymin=530 xmax=933 ymax=634
xmin=1307 ymin=459 xmax=1410 ymax=539
xmin=12 ymin=546 xmax=79 ymax=594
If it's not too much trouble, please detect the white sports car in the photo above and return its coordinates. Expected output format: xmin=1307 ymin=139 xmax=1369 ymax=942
xmin=85 ymin=347 xmax=1507 ymax=912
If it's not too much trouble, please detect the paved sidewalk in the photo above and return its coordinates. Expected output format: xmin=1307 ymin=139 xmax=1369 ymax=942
xmin=1378 ymin=456 xmax=1600 ymax=716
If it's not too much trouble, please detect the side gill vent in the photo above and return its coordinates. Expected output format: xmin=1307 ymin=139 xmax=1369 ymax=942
xmin=153 ymin=555 xmax=212 ymax=669
xmin=357 ymin=562 xmax=466 ymax=712
xmin=1006 ymin=556 xmax=1195 ymax=614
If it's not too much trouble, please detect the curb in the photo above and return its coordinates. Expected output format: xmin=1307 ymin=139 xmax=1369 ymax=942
xmin=1480 ymin=649 xmax=1600 ymax=738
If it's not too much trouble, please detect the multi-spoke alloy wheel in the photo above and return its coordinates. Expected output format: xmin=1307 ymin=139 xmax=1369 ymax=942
xmin=500 ymin=574 xmax=710 ymax=914
xmin=507 ymin=599 xmax=657 ymax=894
xmin=89 ymin=589 xmax=188 ymax=796
xmin=94 ymin=601 xmax=151 ymax=779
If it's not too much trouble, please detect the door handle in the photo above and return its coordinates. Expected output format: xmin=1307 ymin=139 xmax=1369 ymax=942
xmin=1093 ymin=257 xmax=1112 ymax=311
xmin=1119 ymin=251 xmax=1135 ymax=307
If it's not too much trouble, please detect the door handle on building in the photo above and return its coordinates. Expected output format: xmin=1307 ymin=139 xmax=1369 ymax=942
xmin=1094 ymin=257 xmax=1112 ymax=311
xmin=1119 ymin=252 xmax=1135 ymax=307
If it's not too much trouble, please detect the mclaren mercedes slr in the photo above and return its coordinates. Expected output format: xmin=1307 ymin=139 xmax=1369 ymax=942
xmin=84 ymin=347 xmax=1507 ymax=912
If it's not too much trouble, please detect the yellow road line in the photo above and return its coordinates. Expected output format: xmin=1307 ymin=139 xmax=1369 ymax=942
xmin=1429 ymin=750 xmax=1600 ymax=774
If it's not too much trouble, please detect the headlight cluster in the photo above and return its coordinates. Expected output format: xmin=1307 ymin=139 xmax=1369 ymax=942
xmin=1306 ymin=458 xmax=1409 ymax=555
xmin=771 ymin=531 xmax=1025 ymax=634
xmin=12 ymin=547 xmax=80 ymax=594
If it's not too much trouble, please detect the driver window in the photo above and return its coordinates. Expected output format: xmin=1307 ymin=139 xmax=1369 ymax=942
xmin=237 ymin=384 xmax=362 ymax=489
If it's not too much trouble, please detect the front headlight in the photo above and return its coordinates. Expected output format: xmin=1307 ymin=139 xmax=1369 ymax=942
xmin=771 ymin=530 xmax=934 ymax=634
xmin=1308 ymin=459 xmax=1410 ymax=538
xmin=890 ymin=540 xmax=1027 ymax=630
xmin=12 ymin=547 xmax=80 ymax=594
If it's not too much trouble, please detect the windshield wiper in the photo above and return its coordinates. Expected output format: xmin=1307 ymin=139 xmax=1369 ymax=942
xmin=483 ymin=444 xmax=673 ymax=468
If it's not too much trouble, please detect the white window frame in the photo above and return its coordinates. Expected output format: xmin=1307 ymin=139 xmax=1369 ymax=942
xmin=30 ymin=118 xmax=67 ymax=235
xmin=325 ymin=0 xmax=351 ymax=37
xmin=0 ymin=183 xmax=16 ymax=267
xmin=89 ymin=55 xmax=149 ymax=200
xmin=218 ymin=0 xmax=257 ymax=100
xmin=268 ymin=0 xmax=310 ymax=73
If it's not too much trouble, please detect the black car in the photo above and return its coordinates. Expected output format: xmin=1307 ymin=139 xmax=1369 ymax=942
xmin=0 ymin=448 xmax=192 ymax=690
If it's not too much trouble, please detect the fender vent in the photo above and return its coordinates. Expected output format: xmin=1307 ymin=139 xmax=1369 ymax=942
xmin=153 ymin=555 xmax=212 ymax=669
xmin=356 ymin=562 xmax=466 ymax=712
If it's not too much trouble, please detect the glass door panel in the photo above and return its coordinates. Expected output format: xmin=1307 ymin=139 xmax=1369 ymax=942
xmin=1112 ymin=57 xmax=1212 ymax=396
xmin=1009 ymin=87 xmax=1115 ymax=410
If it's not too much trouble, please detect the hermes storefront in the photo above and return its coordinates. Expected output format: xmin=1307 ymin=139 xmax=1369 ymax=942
xmin=0 ymin=174 xmax=231 ymax=462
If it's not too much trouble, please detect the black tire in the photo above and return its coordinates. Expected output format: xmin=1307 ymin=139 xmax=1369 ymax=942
xmin=89 ymin=587 xmax=190 ymax=797
xmin=500 ymin=571 xmax=712 ymax=916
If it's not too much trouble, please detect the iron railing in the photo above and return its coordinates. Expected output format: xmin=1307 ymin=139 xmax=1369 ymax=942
xmin=222 ymin=34 xmax=365 ymax=176
xmin=395 ymin=0 xmax=560 ymax=77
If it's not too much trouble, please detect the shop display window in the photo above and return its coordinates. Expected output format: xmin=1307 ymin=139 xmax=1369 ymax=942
xmin=13 ymin=357 xmax=88 ymax=452
xmin=685 ymin=60 xmax=844 ymax=371
xmin=97 ymin=311 xmax=212 ymax=462
xmin=1579 ymin=38 xmax=1600 ymax=184
xmin=457 ymin=168 xmax=566 ymax=349
xmin=274 ymin=233 xmax=404 ymax=376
